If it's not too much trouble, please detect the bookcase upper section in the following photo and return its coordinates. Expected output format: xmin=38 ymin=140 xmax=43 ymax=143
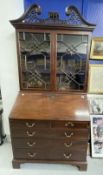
xmin=10 ymin=4 xmax=96 ymax=92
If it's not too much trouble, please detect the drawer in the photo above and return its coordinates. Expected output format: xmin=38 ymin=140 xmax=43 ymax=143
xmin=12 ymin=138 xmax=88 ymax=151
xmin=13 ymin=147 xmax=87 ymax=161
xmin=10 ymin=119 xmax=51 ymax=129
xmin=10 ymin=128 xmax=88 ymax=140
xmin=52 ymin=121 xmax=89 ymax=129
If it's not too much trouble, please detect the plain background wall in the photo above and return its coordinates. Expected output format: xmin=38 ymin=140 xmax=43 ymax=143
xmin=0 ymin=0 xmax=24 ymax=134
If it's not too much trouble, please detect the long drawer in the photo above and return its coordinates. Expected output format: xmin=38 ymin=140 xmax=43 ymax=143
xmin=10 ymin=128 xmax=88 ymax=140
xmin=12 ymin=138 xmax=87 ymax=150
xmin=13 ymin=148 xmax=87 ymax=161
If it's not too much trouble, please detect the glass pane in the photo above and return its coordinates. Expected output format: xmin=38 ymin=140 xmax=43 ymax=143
xmin=18 ymin=32 xmax=51 ymax=89
xmin=56 ymin=34 xmax=88 ymax=91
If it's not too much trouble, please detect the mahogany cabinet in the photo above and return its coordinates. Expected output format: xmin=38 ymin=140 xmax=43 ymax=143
xmin=9 ymin=4 xmax=95 ymax=170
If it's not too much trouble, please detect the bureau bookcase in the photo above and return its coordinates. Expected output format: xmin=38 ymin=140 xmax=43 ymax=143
xmin=9 ymin=4 xmax=95 ymax=170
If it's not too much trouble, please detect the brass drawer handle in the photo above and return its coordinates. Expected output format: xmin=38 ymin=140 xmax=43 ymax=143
xmin=27 ymin=152 xmax=36 ymax=158
xmin=27 ymin=142 xmax=36 ymax=147
xmin=26 ymin=131 xmax=36 ymax=137
xmin=64 ymin=142 xmax=72 ymax=148
xmin=26 ymin=122 xmax=36 ymax=128
xmin=65 ymin=122 xmax=74 ymax=127
xmin=64 ymin=132 xmax=74 ymax=138
xmin=64 ymin=153 xmax=72 ymax=159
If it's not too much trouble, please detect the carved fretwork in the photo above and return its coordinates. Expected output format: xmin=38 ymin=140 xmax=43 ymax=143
xmin=10 ymin=4 xmax=96 ymax=30
xmin=65 ymin=6 xmax=83 ymax=25
xmin=23 ymin=8 xmax=40 ymax=23
xmin=12 ymin=4 xmax=41 ymax=24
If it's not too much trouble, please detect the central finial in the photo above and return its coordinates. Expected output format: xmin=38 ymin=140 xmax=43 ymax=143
xmin=48 ymin=12 xmax=59 ymax=20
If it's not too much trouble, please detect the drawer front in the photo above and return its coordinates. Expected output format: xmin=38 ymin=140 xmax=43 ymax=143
xmin=13 ymin=148 xmax=86 ymax=161
xmin=52 ymin=121 xmax=89 ymax=129
xmin=10 ymin=128 xmax=88 ymax=140
xmin=10 ymin=120 xmax=51 ymax=129
xmin=12 ymin=138 xmax=88 ymax=152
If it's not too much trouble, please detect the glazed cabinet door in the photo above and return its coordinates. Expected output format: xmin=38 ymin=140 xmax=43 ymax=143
xmin=17 ymin=31 xmax=89 ymax=92
xmin=18 ymin=32 xmax=51 ymax=90
xmin=56 ymin=34 xmax=89 ymax=92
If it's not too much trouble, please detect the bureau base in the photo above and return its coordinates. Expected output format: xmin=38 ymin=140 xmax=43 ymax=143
xmin=12 ymin=159 xmax=87 ymax=171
